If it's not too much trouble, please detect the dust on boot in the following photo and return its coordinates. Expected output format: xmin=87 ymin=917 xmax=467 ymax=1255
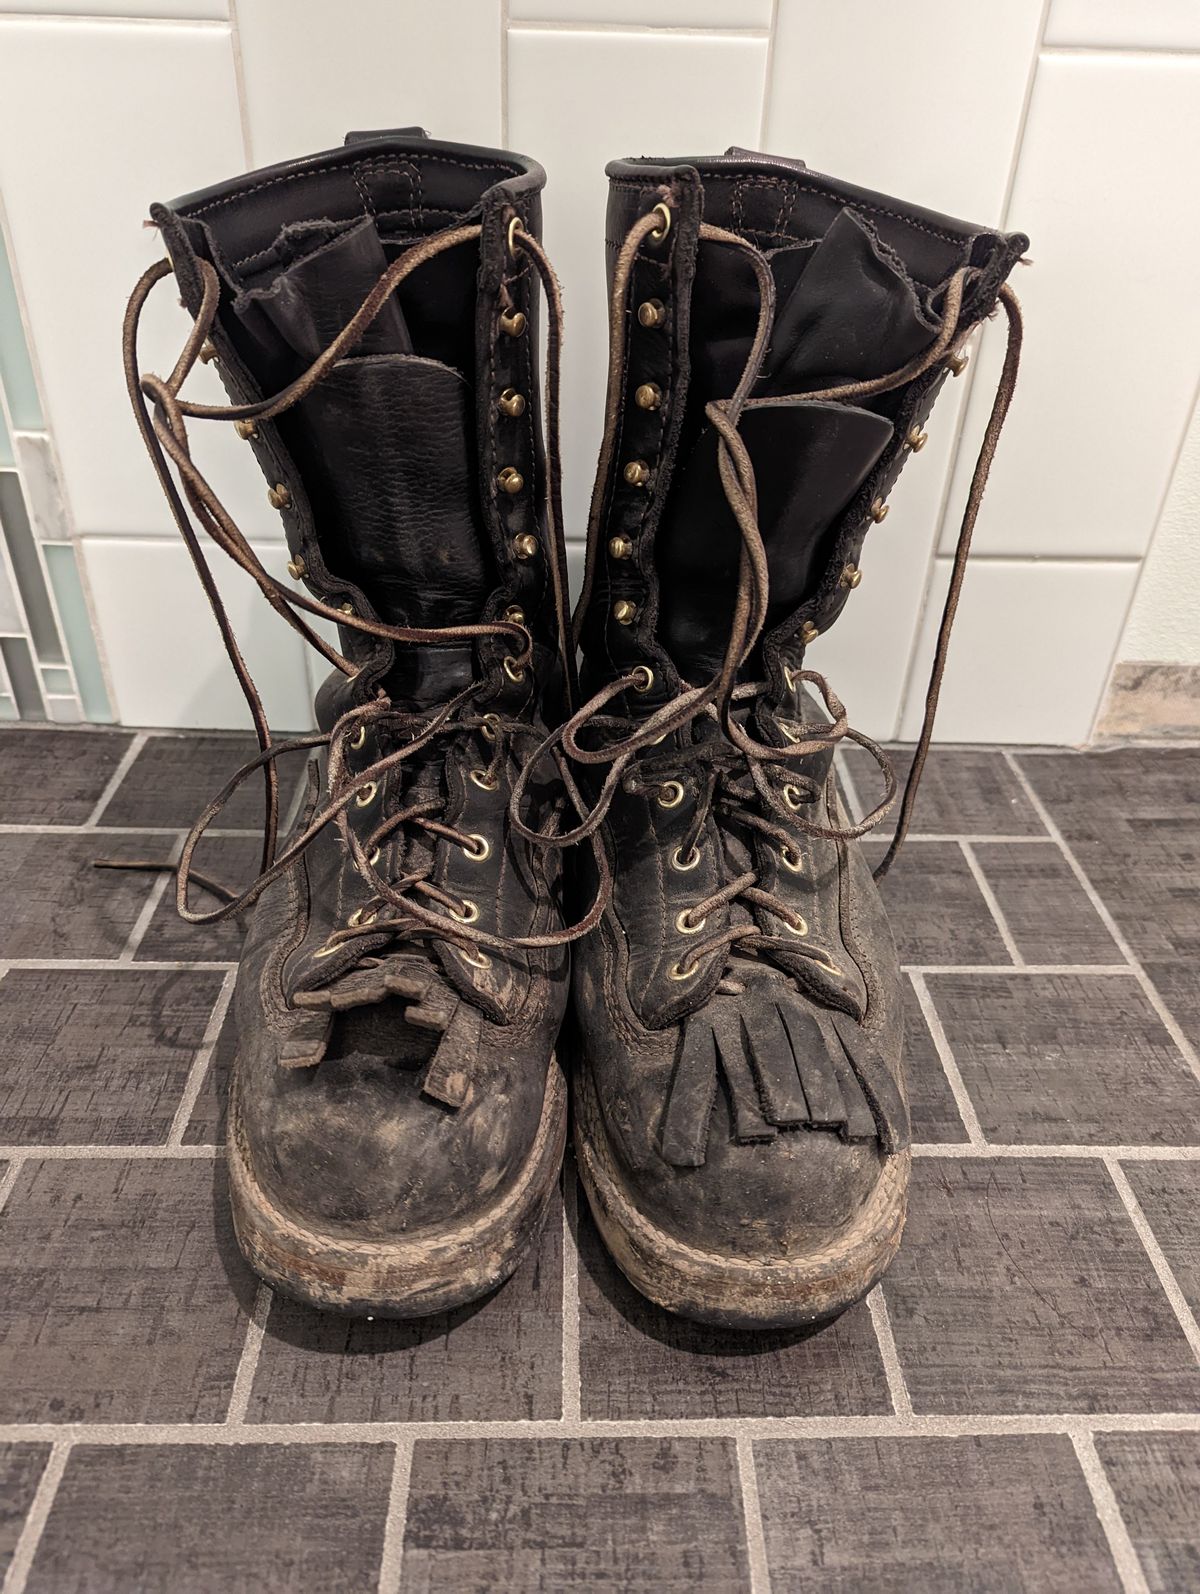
xmin=558 ymin=151 xmax=1026 ymax=1329
xmin=124 ymin=132 xmax=586 ymax=1317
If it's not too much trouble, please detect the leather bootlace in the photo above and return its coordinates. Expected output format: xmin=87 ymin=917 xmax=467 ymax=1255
xmin=121 ymin=220 xmax=611 ymax=968
xmin=511 ymin=204 xmax=1023 ymax=982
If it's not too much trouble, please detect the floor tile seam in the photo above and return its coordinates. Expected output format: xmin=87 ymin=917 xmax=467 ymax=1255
xmin=165 ymin=969 xmax=236 ymax=1148
xmin=908 ymin=973 xmax=987 ymax=1144
xmin=866 ymin=1286 xmax=913 ymax=1417
xmin=83 ymin=732 xmax=147 ymax=826
xmin=1070 ymin=1431 xmax=1152 ymax=1594
xmin=1104 ymin=1159 xmax=1200 ymax=1366
xmin=958 ymin=839 xmax=1025 ymax=966
xmin=1 ymin=1439 xmax=71 ymax=1594
xmin=735 ymin=1434 xmax=772 ymax=1594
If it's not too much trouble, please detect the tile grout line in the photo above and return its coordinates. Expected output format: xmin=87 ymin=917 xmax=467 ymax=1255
xmin=0 ymin=1145 xmax=220 ymax=1161
xmin=0 ymin=959 xmax=238 ymax=974
xmin=958 ymin=839 xmax=1024 ymax=966
xmin=375 ymin=1439 xmax=413 ymax=1594
xmin=166 ymin=970 xmax=236 ymax=1147
xmin=0 ymin=1156 xmax=25 ymax=1217
xmin=832 ymin=749 xmax=864 ymax=825
xmin=1069 ymin=1432 xmax=1151 ymax=1594
xmin=1 ymin=1439 xmax=71 ymax=1594
xmin=84 ymin=731 xmax=146 ymax=825
xmin=3 ymin=1140 xmax=1200 ymax=1164
xmin=735 ymin=1434 xmax=773 ymax=1594
xmin=117 ymin=867 xmax=176 ymax=963
xmin=904 ymin=963 xmax=1133 ymax=976
xmin=561 ymin=1173 xmax=582 ymax=1422
xmin=1004 ymin=752 xmax=1200 ymax=1085
xmin=225 ymin=1283 xmax=273 ymax=1423
xmin=1105 ymin=1159 xmax=1200 ymax=1366
xmin=866 ymin=1287 xmax=913 ymax=1417
xmin=909 ymin=973 xmax=987 ymax=1145
xmin=4 ymin=1413 xmax=1200 ymax=1446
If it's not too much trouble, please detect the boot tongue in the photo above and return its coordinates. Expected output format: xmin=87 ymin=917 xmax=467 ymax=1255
xmin=248 ymin=217 xmax=413 ymax=360
xmin=658 ymin=203 xmax=941 ymax=682
xmin=228 ymin=218 xmax=497 ymax=661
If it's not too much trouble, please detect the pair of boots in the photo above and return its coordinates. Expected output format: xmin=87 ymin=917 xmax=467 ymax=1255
xmin=126 ymin=130 xmax=1025 ymax=1330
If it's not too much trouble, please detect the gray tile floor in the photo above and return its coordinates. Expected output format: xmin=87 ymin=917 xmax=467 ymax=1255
xmin=0 ymin=725 xmax=1198 ymax=1592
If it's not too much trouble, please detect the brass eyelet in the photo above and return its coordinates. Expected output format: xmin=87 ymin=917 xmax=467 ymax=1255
xmin=498 ymin=387 xmax=526 ymax=418
xmin=286 ymin=557 xmax=306 ymax=581
xmin=470 ymin=767 xmax=499 ymax=791
xmin=870 ymin=499 xmax=889 ymax=524
xmin=780 ymin=720 xmax=803 ymax=745
xmin=634 ymin=382 xmax=662 ymax=411
xmin=348 ymin=724 xmax=367 ymax=752
xmin=498 ymin=466 xmax=524 ymax=495
xmin=234 ymin=418 xmax=258 ymax=441
xmin=807 ymin=952 xmax=844 ymax=978
xmin=631 ymin=664 xmax=654 ymax=693
xmin=623 ymin=459 xmax=650 ymax=487
xmin=948 ymin=351 xmax=969 ymax=377
xmin=267 ymin=483 xmax=291 ymax=511
xmin=463 ymin=833 xmax=491 ymax=862
xmin=675 ymin=908 xmax=706 ymax=936
xmin=461 ymin=946 xmax=492 ymax=969
xmin=200 ymin=341 xmax=218 ymax=364
xmin=312 ymin=940 xmax=340 ymax=959
xmin=783 ymin=784 xmax=804 ymax=810
xmin=450 ymin=898 xmax=479 ymax=924
xmin=780 ymin=845 xmax=803 ymax=874
xmin=782 ymin=911 xmax=809 ymax=937
xmin=783 ymin=664 xmax=799 ymax=692
xmin=608 ymin=535 xmax=634 ymax=561
xmin=503 ymin=655 xmax=526 ymax=683
xmin=340 ymin=601 xmax=356 ymax=616
xmin=648 ymin=202 xmax=672 ymax=243
xmin=657 ymin=780 xmax=684 ymax=809
xmin=355 ymin=780 xmax=378 ymax=808
xmin=907 ymin=425 xmax=928 ymax=452
xmin=612 ymin=599 xmax=638 ymax=626
xmin=347 ymin=906 xmax=379 ymax=929
xmin=671 ymin=845 xmax=701 ymax=872
xmin=800 ymin=620 xmax=820 ymax=646
xmin=512 ymin=533 xmax=539 ymax=561
xmin=503 ymin=605 xmax=526 ymax=626
xmin=668 ymin=956 xmax=700 ymax=981
xmin=506 ymin=214 xmax=525 ymax=258
xmin=637 ymin=298 xmax=665 ymax=328
xmin=499 ymin=307 xmax=526 ymax=337
xmin=840 ymin=563 xmax=863 ymax=590
xmin=367 ymin=846 xmax=381 ymax=868
xmin=481 ymin=712 xmax=500 ymax=743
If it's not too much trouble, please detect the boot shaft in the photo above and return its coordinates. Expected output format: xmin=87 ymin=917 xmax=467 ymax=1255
xmin=153 ymin=131 xmax=566 ymax=714
xmin=577 ymin=149 xmax=1027 ymax=700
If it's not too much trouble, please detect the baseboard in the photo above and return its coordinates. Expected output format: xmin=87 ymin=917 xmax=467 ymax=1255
xmin=1094 ymin=661 xmax=1200 ymax=741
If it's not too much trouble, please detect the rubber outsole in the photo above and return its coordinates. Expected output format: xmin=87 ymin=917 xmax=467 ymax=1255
xmin=227 ymin=1056 xmax=568 ymax=1319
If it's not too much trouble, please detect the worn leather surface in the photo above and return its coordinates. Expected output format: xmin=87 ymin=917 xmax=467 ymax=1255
xmin=574 ymin=151 xmax=1025 ymax=1272
xmin=153 ymin=133 xmax=569 ymax=1248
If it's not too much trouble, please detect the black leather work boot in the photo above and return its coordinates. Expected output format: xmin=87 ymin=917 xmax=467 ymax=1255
xmin=558 ymin=150 xmax=1026 ymax=1329
xmin=125 ymin=131 xmax=583 ymax=1317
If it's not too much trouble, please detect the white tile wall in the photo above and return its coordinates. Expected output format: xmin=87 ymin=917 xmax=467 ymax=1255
xmin=0 ymin=18 xmax=249 ymax=539
xmin=939 ymin=50 xmax=1200 ymax=561
xmin=898 ymin=558 xmax=1139 ymax=745
xmin=508 ymin=25 xmax=767 ymax=546
xmin=234 ymin=0 xmax=503 ymax=169
xmin=765 ymin=0 xmax=1045 ymax=224
xmin=82 ymin=536 xmax=313 ymax=728
xmin=0 ymin=1 xmax=1195 ymax=737
xmin=1045 ymin=0 xmax=1200 ymax=51
xmin=510 ymin=1 xmax=771 ymax=24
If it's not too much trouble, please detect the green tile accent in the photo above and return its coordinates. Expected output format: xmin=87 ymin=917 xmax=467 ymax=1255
xmin=0 ymin=472 xmax=62 ymax=662
xmin=40 ymin=664 xmax=74 ymax=695
xmin=0 ymin=634 xmax=44 ymax=718
xmin=43 ymin=541 xmax=113 ymax=723
xmin=0 ymin=227 xmax=42 ymax=431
